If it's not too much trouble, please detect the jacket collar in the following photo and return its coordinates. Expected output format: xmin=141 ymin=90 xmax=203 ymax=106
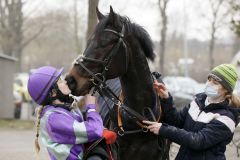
xmin=40 ymin=104 xmax=71 ymax=117
xmin=194 ymin=93 xmax=229 ymax=112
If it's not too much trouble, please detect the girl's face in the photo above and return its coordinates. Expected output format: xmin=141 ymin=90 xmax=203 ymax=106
xmin=207 ymin=77 xmax=227 ymax=97
xmin=57 ymin=77 xmax=71 ymax=95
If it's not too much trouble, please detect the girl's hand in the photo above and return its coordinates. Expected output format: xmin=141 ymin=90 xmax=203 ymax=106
xmin=142 ymin=120 xmax=162 ymax=135
xmin=84 ymin=94 xmax=96 ymax=105
xmin=153 ymin=80 xmax=169 ymax=99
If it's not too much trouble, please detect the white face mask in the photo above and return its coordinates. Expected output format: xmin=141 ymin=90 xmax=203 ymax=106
xmin=204 ymin=83 xmax=220 ymax=99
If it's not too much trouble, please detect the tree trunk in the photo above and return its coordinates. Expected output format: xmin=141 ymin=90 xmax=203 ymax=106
xmin=209 ymin=21 xmax=216 ymax=71
xmin=86 ymin=0 xmax=99 ymax=40
xmin=0 ymin=0 xmax=23 ymax=71
xmin=159 ymin=14 xmax=167 ymax=75
xmin=158 ymin=0 xmax=169 ymax=75
xmin=208 ymin=0 xmax=226 ymax=71
xmin=73 ymin=0 xmax=81 ymax=55
xmin=14 ymin=0 xmax=23 ymax=71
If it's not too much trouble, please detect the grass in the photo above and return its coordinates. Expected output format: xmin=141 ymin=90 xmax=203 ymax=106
xmin=0 ymin=119 xmax=34 ymax=130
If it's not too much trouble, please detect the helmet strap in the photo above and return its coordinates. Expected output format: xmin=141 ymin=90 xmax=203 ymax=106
xmin=51 ymin=83 xmax=74 ymax=104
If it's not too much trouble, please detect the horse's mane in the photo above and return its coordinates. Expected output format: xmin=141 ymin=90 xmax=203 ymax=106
xmin=95 ymin=14 xmax=155 ymax=61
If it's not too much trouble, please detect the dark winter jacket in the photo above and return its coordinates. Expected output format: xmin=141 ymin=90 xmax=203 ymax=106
xmin=159 ymin=93 xmax=240 ymax=160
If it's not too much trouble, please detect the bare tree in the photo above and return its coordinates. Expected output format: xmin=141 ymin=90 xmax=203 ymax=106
xmin=86 ymin=0 xmax=99 ymax=40
xmin=158 ymin=0 xmax=170 ymax=75
xmin=231 ymin=0 xmax=240 ymax=37
xmin=0 ymin=0 xmax=22 ymax=56
xmin=0 ymin=0 xmax=44 ymax=71
xmin=73 ymin=0 xmax=81 ymax=55
xmin=23 ymin=10 xmax=76 ymax=71
xmin=206 ymin=0 xmax=231 ymax=70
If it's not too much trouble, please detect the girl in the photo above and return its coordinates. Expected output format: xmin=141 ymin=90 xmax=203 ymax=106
xmin=143 ymin=64 xmax=240 ymax=160
xmin=28 ymin=66 xmax=104 ymax=160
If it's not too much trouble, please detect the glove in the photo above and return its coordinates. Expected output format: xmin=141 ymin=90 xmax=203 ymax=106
xmin=102 ymin=129 xmax=117 ymax=144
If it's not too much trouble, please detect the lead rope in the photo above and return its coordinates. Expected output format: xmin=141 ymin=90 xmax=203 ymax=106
xmin=117 ymin=106 xmax=124 ymax=136
xmin=106 ymin=144 xmax=114 ymax=160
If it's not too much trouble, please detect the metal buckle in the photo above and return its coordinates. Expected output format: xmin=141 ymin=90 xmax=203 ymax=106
xmin=118 ymin=130 xmax=125 ymax=136
xmin=91 ymin=73 xmax=105 ymax=85
xmin=142 ymin=127 xmax=149 ymax=133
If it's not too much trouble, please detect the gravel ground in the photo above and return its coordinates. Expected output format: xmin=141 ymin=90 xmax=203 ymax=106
xmin=0 ymin=128 xmax=239 ymax=160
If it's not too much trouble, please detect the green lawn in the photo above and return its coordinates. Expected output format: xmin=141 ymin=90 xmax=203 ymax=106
xmin=0 ymin=119 xmax=34 ymax=130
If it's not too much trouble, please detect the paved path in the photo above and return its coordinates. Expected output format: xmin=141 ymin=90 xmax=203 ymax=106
xmin=0 ymin=129 xmax=48 ymax=160
xmin=0 ymin=128 xmax=239 ymax=160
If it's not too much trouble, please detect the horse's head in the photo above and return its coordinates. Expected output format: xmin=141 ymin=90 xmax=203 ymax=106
xmin=66 ymin=7 xmax=129 ymax=95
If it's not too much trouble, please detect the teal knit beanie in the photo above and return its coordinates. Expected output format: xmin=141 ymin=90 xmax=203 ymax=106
xmin=208 ymin=64 xmax=238 ymax=93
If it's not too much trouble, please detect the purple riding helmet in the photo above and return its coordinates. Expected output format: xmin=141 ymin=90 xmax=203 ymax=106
xmin=27 ymin=66 xmax=63 ymax=105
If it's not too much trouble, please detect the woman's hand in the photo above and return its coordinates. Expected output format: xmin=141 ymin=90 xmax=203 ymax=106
xmin=84 ymin=94 xmax=96 ymax=106
xmin=153 ymin=80 xmax=169 ymax=99
xmin=142 ymin=120 xmax=162 ymax=135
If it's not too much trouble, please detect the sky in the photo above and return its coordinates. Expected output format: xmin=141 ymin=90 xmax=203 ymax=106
xmin=24 ymin=0 xmax=234 ymax=42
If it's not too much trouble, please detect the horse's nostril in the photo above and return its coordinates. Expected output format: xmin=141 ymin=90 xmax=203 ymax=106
xmin=65 ymin=76 xmax=76 ymax=91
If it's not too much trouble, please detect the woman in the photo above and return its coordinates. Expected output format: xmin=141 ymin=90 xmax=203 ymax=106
xmin=27 ymin=66 xmax=114 ymax=160
xmin=143 ymin=64 xmax=240 ymax=160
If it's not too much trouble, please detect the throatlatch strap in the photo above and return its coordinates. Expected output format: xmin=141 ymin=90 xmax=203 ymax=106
xmin=117 ymin=107 xmax=124 ymax=132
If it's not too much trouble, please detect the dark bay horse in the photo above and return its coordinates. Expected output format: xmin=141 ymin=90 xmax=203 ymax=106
xmin=66 ymin=7 xmax=170 ymax=160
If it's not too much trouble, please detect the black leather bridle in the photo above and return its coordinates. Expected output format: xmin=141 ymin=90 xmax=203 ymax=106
xmin=72 ymin=25 xmax=155 ymax=136
xmin=73 ymin=25 xmax=127 ymax=87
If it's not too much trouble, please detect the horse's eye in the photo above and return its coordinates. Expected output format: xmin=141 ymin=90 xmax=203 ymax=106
xmin=100 ymin=38 xmax=111 ymax=47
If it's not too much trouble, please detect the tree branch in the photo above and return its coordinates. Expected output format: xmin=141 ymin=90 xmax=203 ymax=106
xmin=22 ymin=26 xmax=44 ymax=49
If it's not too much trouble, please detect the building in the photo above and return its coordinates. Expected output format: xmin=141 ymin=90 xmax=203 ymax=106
xmin=0 ymin=53 xmax=17 ymax=118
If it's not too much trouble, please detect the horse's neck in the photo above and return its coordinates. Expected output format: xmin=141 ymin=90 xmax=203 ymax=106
xmin=120 ymin=50 xmax=155 ymax=113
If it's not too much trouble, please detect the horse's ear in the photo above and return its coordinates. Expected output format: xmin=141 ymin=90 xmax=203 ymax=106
xmin=108 ymin=6 xmax=117 ymax=26
xmin=110 ymin=6 xmax=114 ymax=14
xmin=96 ymin=7 xmax=104 ymax=20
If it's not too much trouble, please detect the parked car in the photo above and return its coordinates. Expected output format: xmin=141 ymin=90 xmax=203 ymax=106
xmin=163 ymin=76 xmax=205 ymax=109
